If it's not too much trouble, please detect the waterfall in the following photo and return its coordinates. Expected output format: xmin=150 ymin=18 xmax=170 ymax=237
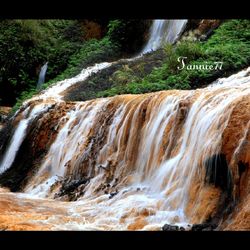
xmin=0 ymin=103 xmax=52 ymax=174
xmin=34 ymin=62 xmax=112 ymax=101
xmin=142 ymin=20 xmax=187 ymax=54
xmin=29 ymin=20 xmax=186 ymax=103
xmin=37 ymin=62 xmax=48 ymax=89
xmin=0 ymin=20 xmax=249 ymax=231
xmin=0 ymin=119 xmax=29 ymax=174
xmin=0 ymin=67 xmax=248 ymax=230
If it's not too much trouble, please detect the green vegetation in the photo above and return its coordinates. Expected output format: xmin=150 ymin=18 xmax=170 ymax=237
xmin=0 ymin=19 xmax=150 ymax=109
xmin=45 ymin=38 xmax=120 ymax=85
xmin=63 ymin=49 xmax=165 ymax=102
xmin=11 ymin=37 xmax=121 ymax=112
xmin=0 ymin=20 xmax=86 ymax=106
xmin=96 ymin=19 xmax=250 ymax=97
xmin=107 ymin=19 xmax=151 ymax=53
xmin=1 ymin=19 xmax=249 ymax=111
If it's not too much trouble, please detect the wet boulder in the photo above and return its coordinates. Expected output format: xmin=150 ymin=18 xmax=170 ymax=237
xmin=191 ymin=223 xmax=217 ymax=231
xmin=162 ymin=224 xmax=185 ymax=231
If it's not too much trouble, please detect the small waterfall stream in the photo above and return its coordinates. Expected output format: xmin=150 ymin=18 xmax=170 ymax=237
xmin=142 ymin=20 xmax=187 ymax=54
xmin=37 ymin=62 xmax=48 ymax=90
xmin=0 ymin=103 xmax=52 ymax=174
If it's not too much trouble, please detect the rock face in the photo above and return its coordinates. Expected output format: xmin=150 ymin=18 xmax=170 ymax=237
xmin=162 ymin=223 xmax=217 ymax=231
xmin=191 ymin=223 xmax=217 ymax=231
xmin=0 ymin=67 xmax=249 ymax=230
xmin=197 ymin=20 xmax=221 ymax=35
xmin=0 ymin=106 xmax=11 ymax=131
xmin=162 ymin=224 xmax=185 ymax=231
xmin=0 ymin=106 xmax=11 ymax=121
xmin=181 ymin=19 xmax=222 ymax=41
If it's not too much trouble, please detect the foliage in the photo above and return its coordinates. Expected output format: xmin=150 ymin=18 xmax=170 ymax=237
xmin=107 ymin=19 xmax=151 ymax=54
xmin=45 ymin=37 xmax=120 ymax=86
xmin=0 ymin=19 xmax=84 ymax=106
xmin=97 ymin=19 xmax=250 ymax=97
xmin=2 ymin=19 xmax=250 ymax=111
xmin=1 ymin=19 xmax=149 ymax=108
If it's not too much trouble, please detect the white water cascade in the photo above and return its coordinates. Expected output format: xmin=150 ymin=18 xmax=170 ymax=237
xmin=19 ymin=67 xmax=250 ymax=230
xmin=37 ymin=62 xmax=48 ymax=90
xmin=0 ymin=103 xmax=52 ymax=174
xmin=142 ymin=19 xmax=188 ymax=54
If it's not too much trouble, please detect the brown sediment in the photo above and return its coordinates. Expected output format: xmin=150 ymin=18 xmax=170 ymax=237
xmin=222 ymin=194 xmax=250 ymax=230
xmin=186 ymin=182 xmax=221 ymax=224
xmin=0 ymin=72 xmax=249 ymax=230
xmin=0 ymin=191 xmax=68 ymax=230
xmin=127 ymin=217 xmax=148 ymax=230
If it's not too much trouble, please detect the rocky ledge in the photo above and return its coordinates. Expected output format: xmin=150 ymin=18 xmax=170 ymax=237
xmin=0 ymin=106 xmax=11 ymax=130
xmin=162 ymin=223 xmax=218 ymax=231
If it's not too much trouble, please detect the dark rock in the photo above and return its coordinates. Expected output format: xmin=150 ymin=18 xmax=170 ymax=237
xmin=162 ymin=224 xmax=181 ymax=231
xmin=62 ymin=178 xmax=90 ymax=193
xmin=238 ymin=161 xmax=248 ymax=176
xmin=183 ymin=19 xmax=222 ymax=41
xmin=98 ymin=164 xmax=108 ymax=171
xmin=204 ymin=154 xmax=237 ymax=226
xmin=205 ymin=153 xmax=233 ymax=193
xmin=0 ymin=114 xmax=7 ymax=123
xmin=63 ymin=49 xmax=165 ymax=103
xmin=191 ymin=223 xmax=217 ymax=231
xmin=109 ymin=191 xmax=118 ymax=199
xmin=162 ymin=223 xmax=218 ymax=231
xmin=183 ymin=19 xmax=202 ymax=32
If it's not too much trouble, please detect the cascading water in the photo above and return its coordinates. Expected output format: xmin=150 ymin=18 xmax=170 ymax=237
xmin=0 ymin=67 xmax=249 ymax=230
xmin=0 ymin=20 xmax=249 ymax=231
xmin=0 ymin=103 xmax=52 ymax=174
xmin=34 ymin=62 xmax=112 ymax=101
xmin=37 ymin=62 xmax=48 ymax=90
xmin=29 ymin=20 xmax=186 ymax=103
xmin=142 ymin=20 xmax=187 ymax=54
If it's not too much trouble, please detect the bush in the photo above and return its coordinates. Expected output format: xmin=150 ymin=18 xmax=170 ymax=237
xmin=96 ymin=19 xmax=250 ymax=97
xmin=0 ymin=19 xmax=122 ymax=109
xmin=0 ymin=20 xmax=84 ymax=106
xmin=45 ymin=37 xmax=120 ymax=85
xmin=4 ymin=19 xmax=250 ymax=110
xmin=107 ymin=19 xmax=151 ymax=54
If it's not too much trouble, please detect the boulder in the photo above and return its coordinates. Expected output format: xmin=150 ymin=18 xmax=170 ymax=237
xmin=162 ymin=224 xmax=181 ymax=231
xmin=191 ymin=223 xmax=217 ymax=231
